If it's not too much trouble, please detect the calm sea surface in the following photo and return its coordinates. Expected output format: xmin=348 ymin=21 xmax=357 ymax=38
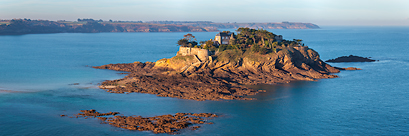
xmin=1 ymin=26 xmax=408 ymax=135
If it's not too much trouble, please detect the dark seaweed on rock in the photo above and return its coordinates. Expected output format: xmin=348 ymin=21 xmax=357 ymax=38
xmin=326 ymin=55 xmax=376 ymax=63
xmin=74 ymin=110 xmax=217 ymax=134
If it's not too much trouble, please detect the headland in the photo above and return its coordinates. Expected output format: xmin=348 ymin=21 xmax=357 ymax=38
xmin=0 ymin=19 xmax=319 ymax=35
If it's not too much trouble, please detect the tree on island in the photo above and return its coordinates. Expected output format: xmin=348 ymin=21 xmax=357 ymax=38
xmin=177 ymin=39 xmax=189 ymax=47
xmin=183 ymin=33 xmax=196 ymax=42
xmin=293 ymin=39 xmax=303 ymax=46
xmin=177 ymin=33 xmax=198 ymax=47
xmin=203 ymin=40 xmax=217 ymax=50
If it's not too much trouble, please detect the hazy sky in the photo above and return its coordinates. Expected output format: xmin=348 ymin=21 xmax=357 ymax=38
xmin=1 ymin=0 xmax=408 ymax=26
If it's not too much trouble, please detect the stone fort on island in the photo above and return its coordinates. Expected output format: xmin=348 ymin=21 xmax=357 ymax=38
xmin=177 ymin=32 xmax=284 ymax=62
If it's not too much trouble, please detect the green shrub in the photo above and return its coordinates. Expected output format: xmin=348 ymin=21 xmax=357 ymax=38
xmin=250 ymin=45 xmax=260 ymax=53
xmin=219 ymin=44 xmax=237 ymax=52
xmin=272 ymin=48 xmax=277 ymax=53
xmin=259 ymin=47 xmax=268 ymax=55
xmin=173 ymin=55 xmax=194 ymax=61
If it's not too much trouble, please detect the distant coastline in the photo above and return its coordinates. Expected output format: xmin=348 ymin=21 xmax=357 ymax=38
xmin=0 ymin=18 xmax=319 ymax=35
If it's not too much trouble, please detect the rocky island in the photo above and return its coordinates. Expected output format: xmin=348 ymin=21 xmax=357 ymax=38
xmin=94 ymin=28 xmax=346 ymax=101
xmin=68 ymin=110 xmax=217 ymax=134
xmin=326 ymin=55 xmax=377 ymax=62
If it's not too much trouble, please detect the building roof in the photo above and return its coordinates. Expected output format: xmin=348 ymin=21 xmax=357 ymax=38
xmin=216 ymin=32 xmax=230 ymax=36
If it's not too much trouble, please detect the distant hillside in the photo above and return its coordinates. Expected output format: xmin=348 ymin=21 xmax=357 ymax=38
xmin=0 ymin=19 xmax=319 ymax=35
xmin=0 ymin=19 xmax=217 ymax=35
xmin=146 ymin=21 xmax=320 ymax=29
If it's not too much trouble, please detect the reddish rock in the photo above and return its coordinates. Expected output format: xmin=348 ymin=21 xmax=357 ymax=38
xmin=334 ymin=66 xmax=362 ymax=70
xmin=76 ymin=109 xmax=119 ymax=117
xmin=74 ymin=110 xmax=217 ymax=134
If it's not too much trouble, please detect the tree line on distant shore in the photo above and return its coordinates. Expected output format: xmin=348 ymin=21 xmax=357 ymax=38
xmin=0 ymin=19 xmax=213 ymax=35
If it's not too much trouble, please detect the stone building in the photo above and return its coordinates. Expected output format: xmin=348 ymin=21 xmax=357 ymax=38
xmin=177 ymin=47 xmax=212 ymax=62
xmin=275 ymin=35 xmax=283 ymax=42
xmin=214 ymin=32 xmax=232 ymax=45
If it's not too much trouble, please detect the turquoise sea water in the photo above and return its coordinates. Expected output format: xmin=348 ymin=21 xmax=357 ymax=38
xmin=1 ymin=27 xmax=409 ymax=135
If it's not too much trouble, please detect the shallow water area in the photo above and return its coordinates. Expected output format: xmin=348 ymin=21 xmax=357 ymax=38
xmin=1 ymin=27 xmax=409 ymax=135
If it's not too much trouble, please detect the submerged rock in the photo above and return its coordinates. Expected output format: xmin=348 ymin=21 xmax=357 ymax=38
xmin=335 ymin=67 xmax=362 ymax=70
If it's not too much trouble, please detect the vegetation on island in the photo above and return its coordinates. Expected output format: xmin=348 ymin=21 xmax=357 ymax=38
xmin=176 ymin=28 xmax=305 ymax=62
xmin=178 ymin=28 xmax=304 ymax=51
xmin=177 ymin=34 xmax=199 ymax=47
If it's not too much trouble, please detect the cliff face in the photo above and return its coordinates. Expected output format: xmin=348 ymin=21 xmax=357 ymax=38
xmin=94 ymin=46 xmax=339 ymax=101
xmin=157 ymin=46 xmax=339 ymax=84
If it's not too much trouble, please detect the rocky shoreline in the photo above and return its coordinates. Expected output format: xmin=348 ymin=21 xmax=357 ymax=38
xmin=94 ymin=45 xmax=345 ymax=101
xmin=335 ymin=67 xmax=362 ymax=70
xmin=65 ymin=110 xmax=217 ymax=134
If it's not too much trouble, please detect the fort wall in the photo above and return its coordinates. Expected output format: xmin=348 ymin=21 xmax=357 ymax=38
xmin=177 ymin=47 xmax=211 ymax=61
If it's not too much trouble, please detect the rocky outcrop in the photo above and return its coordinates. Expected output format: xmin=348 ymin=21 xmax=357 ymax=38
xmin=76 ymin=109 xmax=119 ymax=117
xmin=326 ymin=55 xmax=376 ymax=62
xmin=335 ymin=67 xmax=362 ymax=70
xmin=94 ymin=46 xmax=341 ymax=101
xmin=71 ymin=110 xmax=217 ymax=134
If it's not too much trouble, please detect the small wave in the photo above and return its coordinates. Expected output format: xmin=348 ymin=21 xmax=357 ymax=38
xmin=375 ymin=58 xmax=409 ymax=65
xmin=254 ymin=95 xmax=291 ymax=101
xmin=374 ymin=60 xmax=391 ymax=63
xmin=0 ymin=89 xmax=23 ymax=93
xmin=69 ymin=83 xmax=101 ymax=89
